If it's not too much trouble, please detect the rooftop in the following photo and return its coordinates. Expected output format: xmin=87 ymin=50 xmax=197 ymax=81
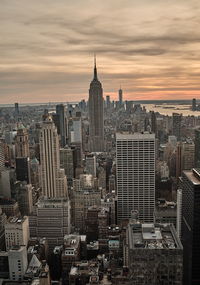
xmin=183 ymin=168 xmax=200 ymax=185
xmin=116 ymin=132 xmax=155 ymax=140
xmin=37 ymin=197 xmax=69 ymax=208
xmin=128 ymin=223 xmax=182 ymax=250
xmin=7 ymin=216 xmax=27 ymax=224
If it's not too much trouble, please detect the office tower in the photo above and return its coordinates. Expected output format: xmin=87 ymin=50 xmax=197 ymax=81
xmin=194 ymin=129 xmax=200 ymax=168
xmin=0 ymin=142 xmax=4 ymax=171
xmin=56 ymin=104 xmax=67 ymax=147
xmin=71 ymin=143 xmax=82 ymax=170
xmin=60 ymin=146 xmax=74 ymax=181
xmin=116 ymin=132 xmax=155 ymax=222
xmin=192 ymin=98 xmax=196 ymax=111
xmin=15 ymin=127 xmax=31 ymax=184
xmin=71 ymin=117 xmax=82 ymax=144
xmin=106 ymin=95 xmax=111 ymax=109
xmin=180 ymin=169 xmax=200 ymax=285
xmin=176 ymin=143 xmax=182 ymax=181
xmin=15 ymin=128 xmax=30 ymax=158
xmin=172 ymin=113 xmax=182 ymax=141
xmin=72 ymin=174 xmax=100 ymax=231
xmin=39 ymin=117 xmax=68 ymax=198
xmin=177 ymin=189 xmax=182 ymax=238
xmin=154 ymin=200 xmax=177 ymax=228
xmin=88 ymin=57 xmax=104 ymax=152
xmin=15 ymin=182 xmax=33 ymax=215
xmin=30 ymin=157 xmax=40 ymax=190
xmin=14 ymin=103 xmax=19 ymax=115
xmin=125 ymin=222 xmax=183 ymax=284
xmin=0 ymin=207 xmax=7 ymax=250
xmin=8 ymin=245 xmax=28 ymax=281
xmin=0 ymin=251 xmax=9 ymax=279
xmin=150 ymin=111 xmax=157 ymax=135
xmin=29 ymin=197 xmax=71 ymax=250
xmin=16 ymin=157 xmax=31 ymax=183
xmin=85 ymin=154 xmax=96 ymax=177
xmin=176 ymin=141 xmax=195 ymax=179
xmin=5 ymin=216 xmax=30 ymax=250
xmin=0 ymin=199 xmax=20 ymax=217
xmin=182 ymin=140 xmax=195 ymax=170
xmin=118 ymin=87 xmax=123 ymax=105
xmin=0 ymin=168 xmax=11 ymax=198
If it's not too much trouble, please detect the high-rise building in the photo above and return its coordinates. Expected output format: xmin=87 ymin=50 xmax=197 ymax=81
xmin=5 ymin=216 xmax=30 ymax=250
xmin=15 ymin=127 xmax=31 ymax=184
xmin=150 ymin=111 xmax=157 ymax=135
xmin=69 ymin=117 xmax=82 ymax=145
xmin=14 ymin=103 xmax=19 ymax=115
xmin=177 ymin=189 xmax=182 ymax=238
xmin=0 ymin=142 xmax=4 ymax=171
xmin=56 ymin=104 xmax=67 ymax=147
xmin=16 ymin=157 xmax=31 ymax=184
xmin=172 ymin=113 xmax=182 ymax=141
xmin=15 ymin=128 xmax=30 ymax=158
xmin=15 ymin=182 xmax=33 ymax=215
xmin=194 ymin=129 xmax=200 ymax=168
xmin=29 ymin=197 xmax=71 ymax=250
xmin=88 ymin=57 xmax=104 ymax=152
xmin=116 ymin=132 xmax=155 ymax=222
xmin=39 ymin=117 xmax=68 ymax=198
xmin=125 ymin=221 xmax=183 ymax=284
xmin=0 ymin=207 xmax=7 ymax=250
xmin=85 ymin=154 xmax=96 ymax=177
xmin=118 ymin=87 xmax=123 ymax=105
xmin=60 ymin=146 xmax=74 ymax=181
xmin=72 ymin=174 xmax=100 ymax=231
xmin=8 ymin=245 xmax=28 ymax=281
xmin=180 ymin=169 xmax=200 ymax=285
xmin=106 ymin=95 xmax=111 ymax=109
xmin=192 ymin=98 xmax=196 ymax=111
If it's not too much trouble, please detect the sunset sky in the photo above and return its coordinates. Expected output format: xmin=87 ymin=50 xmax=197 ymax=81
xmin=1 ymin=0 xmax=200 ymax=103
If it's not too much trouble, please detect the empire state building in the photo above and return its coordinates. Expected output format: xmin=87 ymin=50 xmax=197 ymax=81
xmin=88 ymin=58 xmax=104 ymax=152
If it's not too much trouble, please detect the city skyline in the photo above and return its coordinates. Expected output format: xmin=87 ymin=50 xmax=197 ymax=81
xmin=1 ymin=0 xmax=200 ymax=104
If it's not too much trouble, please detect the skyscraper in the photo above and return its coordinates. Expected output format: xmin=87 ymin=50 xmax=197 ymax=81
xmin=116 ymin=132 xmax=155 ymax=222
xmin=15 ymin=128 xmax=30 ymax=158
xmin=39 ymin=117 xmax=67 ymax=198
xmin=192 ymin=98 xmax=196 ymax=111
xmin=194 ymin=129 xmax=200 ymax=168
xmin=180 ymin=169 xmax=200 ymax=285
xmin=56 ymin=104 xmax=67 ymax=148
xmin=118 ymin=87 xmax=123 ymax=105
xmin=88 ymin=57 xmax=104 ymax=152
xmin=15 ymin=127 xmax=31 ymax=184
xmin=0 ymin=142 xmax=5 ymax=171
xmin=172 ymin=113 xmax=182 ymax=141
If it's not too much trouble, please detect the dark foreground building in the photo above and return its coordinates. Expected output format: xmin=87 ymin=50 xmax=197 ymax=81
xmin=180 ymin=168 xmax=200 ymax=285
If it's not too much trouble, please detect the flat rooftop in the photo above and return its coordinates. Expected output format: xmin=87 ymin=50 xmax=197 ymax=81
xmin=37 ymin=197 xmax=69 ymax=208
xmin=128 ymin=223 xmax=182 ymax=250
xmin=116 ymin=132 xmax=155 ymax=140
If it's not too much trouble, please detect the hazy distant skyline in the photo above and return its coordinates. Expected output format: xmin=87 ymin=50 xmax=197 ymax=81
xmin=1 ymin=0 xmax=200 ymax=104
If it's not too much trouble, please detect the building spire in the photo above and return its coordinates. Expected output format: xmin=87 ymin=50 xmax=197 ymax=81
xmin=93 ymin=54 xmax=98 ymax=80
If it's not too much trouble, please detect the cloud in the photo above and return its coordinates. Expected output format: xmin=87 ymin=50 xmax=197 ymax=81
xmin=0 ymin=0 xmax=200 ymax=103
